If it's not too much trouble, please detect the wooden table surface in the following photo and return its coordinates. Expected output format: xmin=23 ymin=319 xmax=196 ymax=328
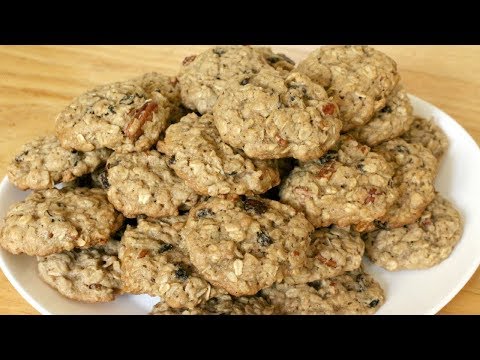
xmin=0 ymin=45 xmax=479 ymax=314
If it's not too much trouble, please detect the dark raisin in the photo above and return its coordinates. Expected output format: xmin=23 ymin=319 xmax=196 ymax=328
xmin=71 ymin=150 xmax=78 ymax=154
xmin=98 ymin=170 xmax=109 ymax=189
xmin=373 ymin=220 xmax=388 ymax=230
xmin=267 ymin=56 xmax=279 ymax=64
xmin=243 ymin=198 xmax=268 ymax=214
xmin=394 ymin=145 xmax=409 ymax=153
xmin=15 ymin=150 xmax=29 ymax=162
xmin=307 ymin=280 xmax=322 ymax=291
xmin=381 ymin=105 xmax=392 ymax=113
xmin=159 ymin=243 xmax=174 ymax=253
xmin=213 ymin=48 xmax=226 ymax=55
xmin=168 ymin=155 xmax=176 ymax=165
xmin=119 ymin=94 xmax=134 ymax=105
xmin=257 ymin=230 xmax=273 ymax=246
xmin=317 ymin=150 xmax=338 ymax=165
xmin=196 ymin=208 xmax=215 ymax=218
xmin=174 ymin=264 xmax=190 ymax=281
xmin=368 ymin=299 xmax=380 ymax=308
xmin=240 ymin=78 xmax=249 ymax=85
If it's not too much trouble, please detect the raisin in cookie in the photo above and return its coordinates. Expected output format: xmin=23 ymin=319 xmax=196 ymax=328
xmin=181 ymin=197 xmax=314 ymax=296
xmin=7 ymin=135 xmax=111 ymax=190
xmin=348 ymin=86 xmax=413 ymax=146
xmin=365 ymin=194 xmax=462 ymax=271
xmin=402 ymin=116 xmax=449 ymax=159
xmin=0 ymin=188 xmax=123 ymax=256
xmin=255 ymin=47 xmax=295 ymax=73
xmin=213 ymin=69 xmax=342 ymax=161
xmin=119 ymin=216 xmax=223 ymax=309
xmin=262 ymin=267 xmax=384 ymax=314
xmin=106 ymin=150 xmax=199 ymax=218
xmin=284 ymin=226 xmax=364 ymax=284
xmin=37 ymin=239 xmax=121 ymax=303
xmin=296 ymin=45 xmax=400 ymax=131
xmin=158 ymin=113 xmax=280 ymax=196
xmin=151 ymin=293 xmax=276 ymax=315
xmin=373 ymin=139 xmax=437 ymax=229
xmin=279 ymin=136 xmax=397 ymax=230
xmin=178 ymin=45 xmax=273 ymax=114
xmin=55 ymin=80 xmax=171 ymax=152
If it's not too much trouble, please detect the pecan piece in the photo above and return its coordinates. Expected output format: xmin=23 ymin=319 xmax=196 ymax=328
xmin=364 ymin=188 xmax=385 ymax=205
xmin=124 ymin=101 xmax=158 ymax=140
xmin=138 ymin=249 xmax=149 ymax=259
xmin=182 ymin=55 xmax=197 ymax=66
xmin=322 ymin=103 xmax=336 ymax=115
xmin=316 ymin=254 xmax=337 ymax=268
xmin=275 ymin=134 xmax=289 ymax=147
xmin=316 ymin=162 xmax=336 ymax=179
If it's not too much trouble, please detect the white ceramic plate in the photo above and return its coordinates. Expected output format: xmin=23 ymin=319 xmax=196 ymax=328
xmin=1 ymin=95 xmax=479 ymax=315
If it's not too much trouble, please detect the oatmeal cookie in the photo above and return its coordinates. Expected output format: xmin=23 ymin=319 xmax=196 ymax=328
xmin=402 ymin=116 xmax=449 ymax=159
xmin=365 ymin=194 xmax=462 ymax=270
xmin=7 ymin=135 xmax=111 ymax=190
xmin=373 ymin=139 xmax=437 ymax=229
xmin=37 ymin=239 xmax=121 ymax=302
xmin=0 ymin=188 xmax=123 ymax=256
xmin=279 ymin=136 xmax=397 ymax=230
xmin=119 ymin=216 xmax=222 ymax=309
xmin=178 ymin=45 xmax=272 ymax=114
xmin=158 ymin=113 xmax=280 ymax=196
xmin=106 ymin=150 xmax=199 ymax=218
xmin=151 ymin=293 xmax=275 ymax=315
xmin=181 ymin=197 xmax=314 ymax=296
xmin=213 ymin=69 xmax=342 ymax=160
xmin=284 ymin=226 xmax=364 ymax=284
xmin=262 ymin=267 xmax=384 ymax=314
xmin=55 ymin=80 xmax=171 ymax=152
xmin=348 ymin=86 xmax=413 ymax=146
xmin=296 ymin=45 xmax=400 ymax=131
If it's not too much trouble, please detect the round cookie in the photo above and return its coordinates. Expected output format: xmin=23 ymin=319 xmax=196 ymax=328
xmin=402 ymin=116 xmax=449 ymax=159
xmin=261 ymin=267 xmax=385 ymax=314
xmin=7 ymin=135 xmax=111 ymax=190
xmin=55 ymin=79 xmax=172 ymax=152
xmin=284 ymin=226 xmax=365 ymax=284
xmin=213 ymin=69 xmax=342 ymax=161
xmin=178 ymin=45 xmax=272 ymax=114
xmin=37 ymin=239 xmax=122 ymax=303
xmin=0 ymin=188 xmax=124 ymax=256
xmin=348 ymin=86 xmax=413 ymax=146
xmin=373 ymin=139 xmax=438 ymax=229
xmin=132 ymin=72 xmax=188 ymax=123
xmin=158 ymin=112 xmax=280 ymax=196
xmin=181 ymin=197 xmax=314 ymax=296
xmin=279 ymin=136 xmax=397 ymax=230
xmin=365 ymin=194 xmax=462 ymax=271
xmin=106 ymin=150 xmax=199 ymax=218
xmin=151 ymin=293 xmax=276 ymax=315
xmin=119 ymin=216 xmax=223 ymax=309
xmin=296 ymin=45 xmax=400 ymax=131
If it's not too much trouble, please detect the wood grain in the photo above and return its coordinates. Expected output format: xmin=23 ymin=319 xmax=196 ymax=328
xmin=0 ymin=45 xmax=479 ymax=315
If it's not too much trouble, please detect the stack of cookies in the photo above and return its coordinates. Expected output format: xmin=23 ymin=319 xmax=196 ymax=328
xmin=0 ymin=46 xmax=462 ymax=314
